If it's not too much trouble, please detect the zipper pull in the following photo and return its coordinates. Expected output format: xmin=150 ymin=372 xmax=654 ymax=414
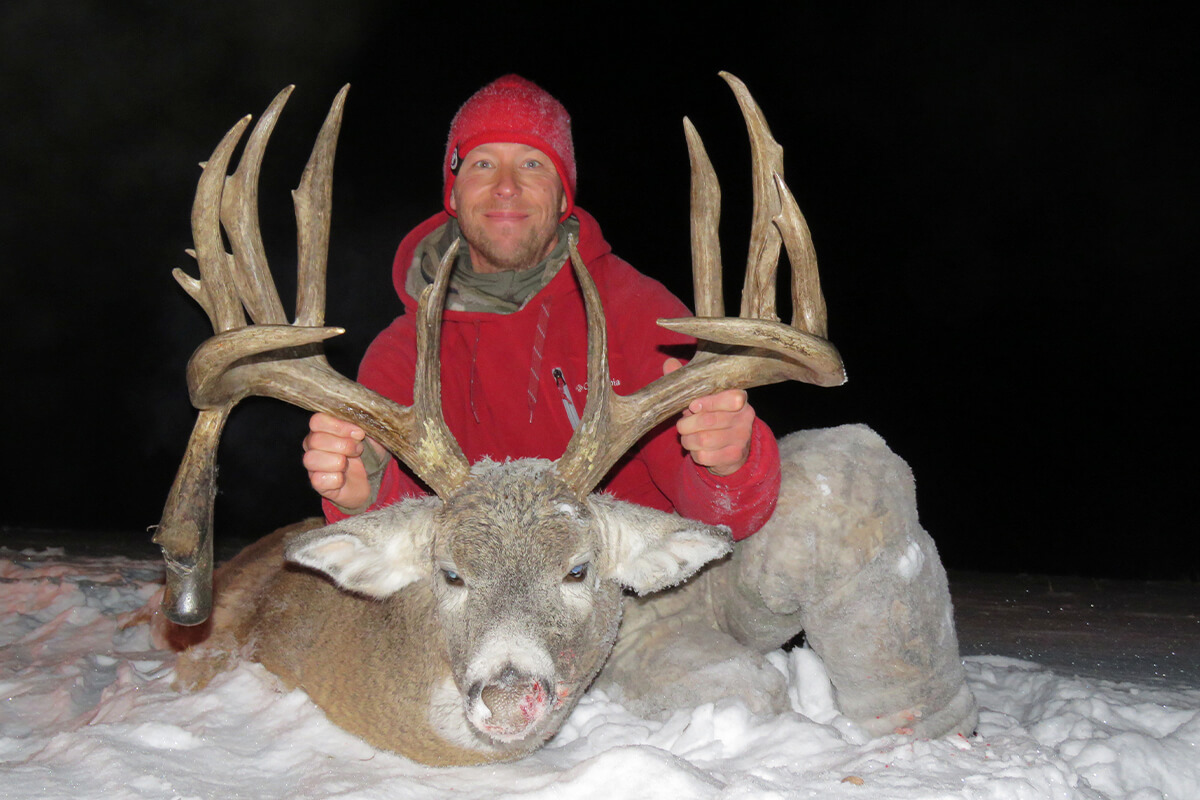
xmin=552 ymin=368 xmax=582 ymax=430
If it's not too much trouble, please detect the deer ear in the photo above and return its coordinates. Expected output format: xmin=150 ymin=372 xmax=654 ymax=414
xmin=284 ymin=497 xmax=440 ymax=598
xmin=587 ymin=494 xmax=734 ymax=595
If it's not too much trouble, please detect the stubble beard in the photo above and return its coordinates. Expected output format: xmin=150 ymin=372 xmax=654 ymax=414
xmin=459 ymin=214 xmax=559 ymax=273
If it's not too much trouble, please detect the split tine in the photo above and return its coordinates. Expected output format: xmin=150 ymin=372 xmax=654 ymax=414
xmin=294 ymin=84 xmax=350 ymax=328
xmin=221 ymin=86 xmax=293 ymax=326
xmin=684 ymin=117 xmax=724 ymax=318
xmin=773 ymin=173 xmax=828 ymax=338
xmin=720 ymin=71 xmax=784 ymax=322
xmin=192 ymin=115 xmax=251 ymax=333
xmin=172 ymin=266 xmax=214 ymax=323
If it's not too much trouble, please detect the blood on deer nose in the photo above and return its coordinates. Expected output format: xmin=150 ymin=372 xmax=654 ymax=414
xmin=477 ymin=667 xmax=553 ymax=735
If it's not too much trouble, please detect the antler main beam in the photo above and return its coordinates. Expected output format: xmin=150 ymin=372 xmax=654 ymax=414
xmin=554 ymin=73 xmax=845 ymax=496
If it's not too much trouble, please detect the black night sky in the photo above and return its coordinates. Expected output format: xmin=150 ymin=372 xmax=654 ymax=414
xmin=2 ymin=3 xmax=1194 ymax=579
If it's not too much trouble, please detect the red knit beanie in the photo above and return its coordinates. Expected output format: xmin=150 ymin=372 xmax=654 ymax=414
xmin=443 ymin=75 xmax=576 ymax=221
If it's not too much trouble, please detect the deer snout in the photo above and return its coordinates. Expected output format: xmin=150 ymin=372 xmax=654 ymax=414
xmin=467 ymin=665 xmax=556 ymax=743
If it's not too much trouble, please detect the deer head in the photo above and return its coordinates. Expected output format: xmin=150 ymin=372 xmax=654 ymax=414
xmin=283 ymin=458 xmax=732 ymax=749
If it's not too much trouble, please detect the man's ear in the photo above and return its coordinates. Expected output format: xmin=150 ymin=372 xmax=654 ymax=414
xmin=284 ymin=497 xmax=440 ymax=598
xmin=587 ymin=494 xmax=733 ymax=595
xmin=559 ymin=190 xmax=567 ymax=215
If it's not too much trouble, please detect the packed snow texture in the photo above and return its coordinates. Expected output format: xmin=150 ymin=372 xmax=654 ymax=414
xmin=3 ymin=549 xmax=1198 ymax=799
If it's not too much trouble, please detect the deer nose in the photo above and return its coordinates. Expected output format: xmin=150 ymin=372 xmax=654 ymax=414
xmin=471 ymin=666 xmax=555 ymax=740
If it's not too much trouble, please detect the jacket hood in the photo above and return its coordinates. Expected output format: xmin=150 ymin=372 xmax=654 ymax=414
xmin=391 ymin=207 xmax=613 ymax=317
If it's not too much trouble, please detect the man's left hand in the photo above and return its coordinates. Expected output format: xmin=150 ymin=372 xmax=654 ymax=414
xmin=663 ymin=358 xmax=755 ymax=476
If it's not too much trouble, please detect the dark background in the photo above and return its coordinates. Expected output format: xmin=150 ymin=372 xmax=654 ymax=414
xmin=2 ymin=3 xmax=1194 ymax=578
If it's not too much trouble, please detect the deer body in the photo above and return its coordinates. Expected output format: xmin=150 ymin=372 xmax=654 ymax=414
xmin=167 ymin=460 xmax=731 ymax=765
xmin=191 ymin=526 xmax=473 ymax=766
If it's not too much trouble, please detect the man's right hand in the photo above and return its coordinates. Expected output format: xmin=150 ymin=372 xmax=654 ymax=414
xmin=302 ymin=412 xmax=386 ymax=512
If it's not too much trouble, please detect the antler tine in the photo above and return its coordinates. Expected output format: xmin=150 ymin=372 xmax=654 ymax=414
xmin=553 ymin=238 xmax=615 ymax=491
xmin=294 ymin=84 xmax=349 ymax=327
xmin=155 ymin=406 xmax=228 ymax=625
xmin=188 ymin=114 xmax=252 ymax=333
xmin=774 ymin=172 xmax=827 ymax=337
xmin=722 ymin=71 xmax=785 ymax=323
xmin=550 ymin=229 xmax=767 ymax=494
xmin=220 ymin=86 xmax=293 ymax=326
xmin=683 ymin=117 xmax=723 ymax=319
xmin=409 ymin=238 xmax=472 ymax=492
xmin=553 ymin=73 xmax=845 ymax=498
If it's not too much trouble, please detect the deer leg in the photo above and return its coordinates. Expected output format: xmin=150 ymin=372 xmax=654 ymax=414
xmin=713 ymin=424 xmax=977 ymax=738
xmin=594 ymin=567 xmax=789 ymax=718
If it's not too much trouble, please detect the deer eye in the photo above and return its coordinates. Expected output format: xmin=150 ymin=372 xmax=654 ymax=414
xmin=442 ymin=568 xmax=464 ymax=587
xmin=565 ymin=563 xmax=589 ymax=583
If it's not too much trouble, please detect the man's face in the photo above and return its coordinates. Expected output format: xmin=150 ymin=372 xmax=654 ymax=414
xmin=449 ymin=142 xmax=568 ymax=274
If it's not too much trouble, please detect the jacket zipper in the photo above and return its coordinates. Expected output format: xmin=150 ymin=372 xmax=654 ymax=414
xmin=552 ymin=367 xmax=582 ymax=430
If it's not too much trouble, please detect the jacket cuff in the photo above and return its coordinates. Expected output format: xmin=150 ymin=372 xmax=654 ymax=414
xmin=690 ymin=418 xmax=777 ymax=489
xmin=680 ymin=418 xmax=782 ymax=541
xmin=321 ymin=454 xmax=399 ymax=523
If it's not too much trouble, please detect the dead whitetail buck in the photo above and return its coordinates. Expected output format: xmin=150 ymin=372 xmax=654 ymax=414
xmin=154 ymin=73 xmax=844 ymax=765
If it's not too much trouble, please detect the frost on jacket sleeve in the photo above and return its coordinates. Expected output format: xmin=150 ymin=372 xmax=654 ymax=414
xmin=601 ymin=261 xmax=782 ymax=541
xmin=673 ymin=419 xmax=781 ymax=541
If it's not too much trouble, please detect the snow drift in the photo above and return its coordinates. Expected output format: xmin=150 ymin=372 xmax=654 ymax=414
xmin=2 ymin=548 xmax=1198 ymax=799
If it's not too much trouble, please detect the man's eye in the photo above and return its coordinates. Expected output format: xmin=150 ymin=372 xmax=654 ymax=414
xmin=565 ymin=563 xmax=589 ymax=582
xmin=523 ymin=159 xmax=542 ymax=168
xmin=442 ymin=568 xmax=464 ymax=587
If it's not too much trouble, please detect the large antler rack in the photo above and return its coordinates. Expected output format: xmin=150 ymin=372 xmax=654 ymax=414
xmin=155 ymin=86 xmax=471 ymax=625
xmin=157 ymin=74 xmax=845 ymax=625
xmin=553 ymin=72 xmax=845 ymax=495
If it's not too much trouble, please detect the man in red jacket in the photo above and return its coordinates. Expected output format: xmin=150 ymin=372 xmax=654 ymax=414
xmin=303 ymin=74 xmax=781 ymax=540
xmin=301 ymin=75 xmax=977 ymax=739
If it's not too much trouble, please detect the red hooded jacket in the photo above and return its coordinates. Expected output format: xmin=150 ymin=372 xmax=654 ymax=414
xmin=323 ymin=208 xmax=781 ymax=540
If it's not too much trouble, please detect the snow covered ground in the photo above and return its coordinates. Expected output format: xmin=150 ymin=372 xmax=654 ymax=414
xmin=3 ymin=546 xmax=1198 ymax=799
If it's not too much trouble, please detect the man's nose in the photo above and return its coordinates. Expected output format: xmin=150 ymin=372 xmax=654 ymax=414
xmin=492 ymin=165 xmax=520 ymax=198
